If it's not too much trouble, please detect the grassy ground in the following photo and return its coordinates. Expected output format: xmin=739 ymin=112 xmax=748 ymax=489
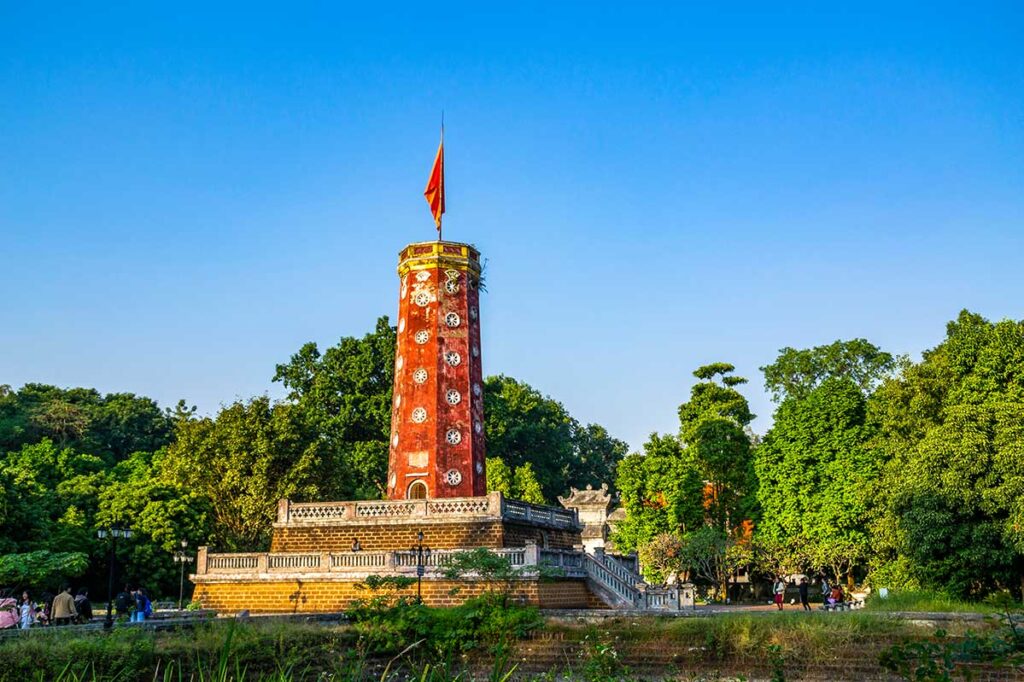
xmin=862 ymin=589 xmax=1017 ymax=613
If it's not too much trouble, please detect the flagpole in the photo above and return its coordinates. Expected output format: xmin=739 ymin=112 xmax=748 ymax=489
xmin=439 ymin=112 xmax=444 ymax=243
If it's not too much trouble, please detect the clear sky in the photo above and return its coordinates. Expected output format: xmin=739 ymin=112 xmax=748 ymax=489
xmin=2 ymin=2 xmax=1022 ymax=451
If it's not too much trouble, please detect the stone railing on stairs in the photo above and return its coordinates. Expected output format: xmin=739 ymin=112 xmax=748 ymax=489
xmin=582 ymin=549 xmax=694 ymax=611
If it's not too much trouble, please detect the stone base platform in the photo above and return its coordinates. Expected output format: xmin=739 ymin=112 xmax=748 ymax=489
xmin=190 ymin=493 xmax=620 ymax=614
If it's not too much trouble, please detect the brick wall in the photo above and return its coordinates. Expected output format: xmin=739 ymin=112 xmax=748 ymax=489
xmin=194 ymin=578 xmax=600 ymax=613
xmin=270 ymin=519 xmax=582 ymax=553
xmin=502 ymin=523 xmax=580 ymax=550
xmin=271 ymin=521 xmax=503 ymax=552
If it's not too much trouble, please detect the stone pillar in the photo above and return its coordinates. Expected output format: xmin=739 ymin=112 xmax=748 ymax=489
xmin=195 ymin=546 xmax=208 ymax=575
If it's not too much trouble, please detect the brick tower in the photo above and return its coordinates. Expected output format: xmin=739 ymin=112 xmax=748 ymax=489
xmin=386 ymin=241 xmax=486 ymax=500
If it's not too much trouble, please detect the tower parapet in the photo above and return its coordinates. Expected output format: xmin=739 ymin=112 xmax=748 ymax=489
xmin=387 ymin=241 xmax=486 ymax=499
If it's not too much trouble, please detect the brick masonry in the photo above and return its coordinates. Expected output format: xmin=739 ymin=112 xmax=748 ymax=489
xmin=194 ymin=578 xmax=604 ymax=613
xmin=270 ymin=519 xmax=580 ymax=553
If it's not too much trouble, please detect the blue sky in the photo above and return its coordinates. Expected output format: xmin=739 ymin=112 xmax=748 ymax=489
xmin=2 ymin=2 xmax=1022 ymax=451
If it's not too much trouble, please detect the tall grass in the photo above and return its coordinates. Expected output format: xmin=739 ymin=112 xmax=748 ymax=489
xmin=863 ymin=589 xmax=1014 ymax=613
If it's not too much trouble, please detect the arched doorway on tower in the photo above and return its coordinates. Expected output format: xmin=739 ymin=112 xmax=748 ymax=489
xmin=407 ymin=480 xmax=428 ymax=499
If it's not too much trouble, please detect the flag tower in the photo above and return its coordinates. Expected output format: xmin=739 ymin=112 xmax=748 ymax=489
xmin=386 ymin=241 xmax=486 ymax=499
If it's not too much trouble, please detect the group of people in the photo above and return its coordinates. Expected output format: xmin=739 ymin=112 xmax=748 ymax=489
xmin=16 ymin=586 xmax=93 ymax=628
xmin=13 ymin=584 xmax=153 ymax=629
xmin=771 ymin=575 xmax=846 ymax=611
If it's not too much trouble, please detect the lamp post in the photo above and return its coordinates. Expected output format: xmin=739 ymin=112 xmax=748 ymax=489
xmin=411 ymin=530 xmax=431 ymax=603
xmin=173 ymin=540 xmax=195 ymax=611
xmin=97 ymin=528 xmax=133 ymax=629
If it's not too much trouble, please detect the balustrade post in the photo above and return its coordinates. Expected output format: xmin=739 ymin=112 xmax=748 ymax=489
xmin=487 ymin=490 xmax=503 ymax=516
xmin=277 ymin=499 xmax=290 ymax=524
xmin=386 ymin=551 xmax=396 ymax=572
xmin=196 ymin=546 xmax=208 ymax=575
xmin=320 ymin=552 xmax=329 ymax=572
xmin=344 ymin=502 xmax=356 ymax=521
xmin=523 ymin=540 xmax=540 ymax=566
xmin=256 ymin=553 xmax=269 ymax=574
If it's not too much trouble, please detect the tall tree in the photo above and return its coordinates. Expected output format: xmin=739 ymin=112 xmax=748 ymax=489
xmin=678 ymin=363 xmax=757 ymax=532
xmin=159 ymin=397 xmax=324 ymax=551
xmin=273 ymin=317 xmax=396 ymax=500
xmin=611 ymin=433 xmax=704 ymax=559
xmin=483 ymin=375 xmax=627 ymax=503
xmin=755 ymin=376 xmax=880 ymax=584
xmin=870 ymin=311 xmax=1024 ymax=599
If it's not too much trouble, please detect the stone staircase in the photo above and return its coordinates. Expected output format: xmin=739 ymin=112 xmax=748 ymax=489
xmin=581 ymin=548 xmax=694 ymax=611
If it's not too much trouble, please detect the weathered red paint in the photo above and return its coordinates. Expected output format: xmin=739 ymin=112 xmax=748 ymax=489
xmin=386 ymin=241 xmax=486 ymax=499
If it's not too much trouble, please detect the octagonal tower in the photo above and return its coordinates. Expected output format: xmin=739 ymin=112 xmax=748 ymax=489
xmin=387 ymin=241 xmax=486 ymax=499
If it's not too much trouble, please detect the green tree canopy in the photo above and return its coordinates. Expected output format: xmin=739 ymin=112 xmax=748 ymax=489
xmin=483 ymin=375 xmax=627 ymax=503
xmin=870 ymin=310 xmax=1024 ymax=599
xmin=159 ymin=397 xmax=324 ymax=551
xmin=761 ymin=339 xmax=895 ymax=403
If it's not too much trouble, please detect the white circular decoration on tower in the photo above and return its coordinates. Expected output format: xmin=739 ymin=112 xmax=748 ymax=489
xmin=413 ymin=368 xmax=428 ymax=384
xmin=395 ymin=394 xmax=401 ymax=408
xmin=444 ymin=469 xmax=462 ymax=486
xmin=474 ymin=420 xmax=482 ymax=435
xmin=413 ymin=291 xmax=431 ymax=307
xmin=446 ymin=389 xmax=461 ymax=405
xmin=389 ymin=473 xmax=396 ymax=488
xmin=472 ymin=345 xmax=479 ymax=358
xmin=445 ymin=312 xmax=460 ymax=328
xmin=472 ymin=383 xmax=482 ymax=397
xmin=415 ymin=270 xmax=430 ymax=281
xmin=446 ymin=429 xmax=462 ymax=445
xmin=401 ymin=275 xmax=408 ymax=299
xmin=445 ymin=351 xmax=462 ymax=367
xmin=398 ymin=318 xmax=406 ymax=332
xmin=476 ymin=461 xmax=483 ymax=474
xmin=411 ymin=407 xmax=427 ymax=424
xmin=396 ymin=355 xmax=404 ymax=370
xmin=444 ymin=279 xmax=459 ymax=294
xmin=392 ymin=433 xmax=399 ymax=447
xmin=414 ymin=330 xmax=430 ymax=345
xmin=469 ymin=307 xmax=478 ymax=320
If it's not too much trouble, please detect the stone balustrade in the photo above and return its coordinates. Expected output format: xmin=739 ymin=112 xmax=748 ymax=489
xmin=194 ymin=544 xmax=572 ymax=580
xmin=275 ymin=492 xmax=581 ymax=531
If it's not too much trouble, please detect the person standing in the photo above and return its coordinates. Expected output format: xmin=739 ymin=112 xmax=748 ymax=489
xmin=115 ymin=585 xmax=132 ymax=620
xmin=51 ymin=585 xmax=77 ymax=626
xmin=74 ymin=588 xmax=93 ymax=623
xmin=773 ymin=576 xmax=786 ymax=611
xmin=798 ymin=577 xmax=811 ymax=611
xmin=19 ymin=592 xmax=34 ymax=630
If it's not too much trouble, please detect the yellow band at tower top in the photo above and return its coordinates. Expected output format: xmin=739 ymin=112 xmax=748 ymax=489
xmin=397 ymin=241 xmax=481 ymax=279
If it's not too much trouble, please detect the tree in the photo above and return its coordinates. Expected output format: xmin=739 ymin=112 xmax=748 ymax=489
xmin=761 ymin=339 xmax=895 ymax=403
xmin=755 ymin=375 xmax=880 ymax=586
xmin=273 ymin=317 xmax=396 ymax=500
xmin=484 ymin=375 xmax=626 ymax=503
xmin=611 ymin=433 xmax=704 ymax=560
xmin=678 ymin=363 xmax=757 ymax=533
xmin=486 ymin=457 xmax=545 ymax=504
xmin=637 ymin=532 xmax=685 ymax=585
xmin=159 ymin=397 xmax=324 ymax=551
xmin=870 ymin=311 xmax=1024 ymax=599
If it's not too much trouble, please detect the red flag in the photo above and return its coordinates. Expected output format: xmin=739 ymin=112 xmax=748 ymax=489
xmin=423 ymin=138 xmax=444 ymax=232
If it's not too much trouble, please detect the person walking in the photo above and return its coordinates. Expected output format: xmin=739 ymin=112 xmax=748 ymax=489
xmin=799 ymin=577 xmax=811 ymax=611
xmin=19 ymin=592 xmax=34 ymax=630
xmin=74 ymin=588 xmax=93 ymax=623
xmin=773 ymin=576 xmax=786 ymax=611
xmin=51 ymin=585 xmax=77 ymax=626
